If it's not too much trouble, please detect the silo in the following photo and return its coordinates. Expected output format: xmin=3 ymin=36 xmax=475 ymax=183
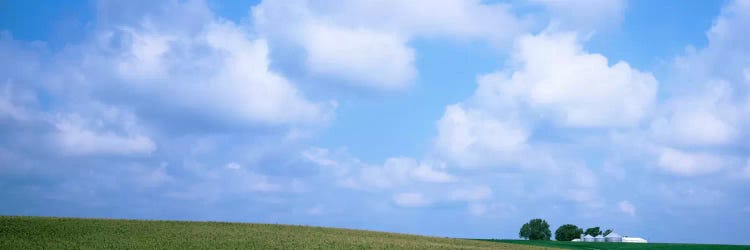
xmin=594 ymin=235 xmax=605 ymax=242
xmin=605 ymin=232 xmax=623 ymax=242
xmin=583 ymin=234 xmax=595 ymax=242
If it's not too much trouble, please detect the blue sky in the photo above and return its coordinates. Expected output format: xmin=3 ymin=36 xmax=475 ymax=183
xmin=1 ymin=0 xmax=749 ymax=245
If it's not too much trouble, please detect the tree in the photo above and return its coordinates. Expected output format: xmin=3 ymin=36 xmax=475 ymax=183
xmin=584 ymin=227 xmax=602 ymax=236
xmin=519 ymin=223 xmax=530 ymax=239
xmin=555 ymin=224 xmax=583 ymax=241
xmin=519 ymin=218 xmax=551 ymax=240
xmin=603 ymin=229 xmax=613 ymax=236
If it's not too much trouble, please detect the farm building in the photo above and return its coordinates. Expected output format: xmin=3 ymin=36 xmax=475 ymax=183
xmin=622 ymin=237 xmax=648 ymax=243
xmin=576 ymin=232 xmax=647 ymax=243
xmin=582 ymin=234 xmax=595 ymax=242
xmin=594 ymin=235 xmax=605 ymax=242
xmin=605 ymin=232 xmax=623 ymax=242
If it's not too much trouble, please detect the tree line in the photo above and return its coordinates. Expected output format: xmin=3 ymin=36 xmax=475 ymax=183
xmin=518 ymin=218 xmax=613 ymax=241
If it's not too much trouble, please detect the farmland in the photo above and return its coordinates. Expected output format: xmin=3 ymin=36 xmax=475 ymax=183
xmin=489 ymin=239 xmax=750 ymax=250
xmin=0 ymin=216 xmax=551 ymax=249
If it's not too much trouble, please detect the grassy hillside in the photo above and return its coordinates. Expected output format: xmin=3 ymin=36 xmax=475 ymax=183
xmin=0 ymin=216 xmax=552 ymax=249
xmin=488 ymin=239 xmax=750 ymax=250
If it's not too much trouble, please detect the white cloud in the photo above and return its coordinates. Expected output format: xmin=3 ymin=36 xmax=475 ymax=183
xmin=657 ymin=148 xmax=725 ymax=176
xmin=433 ymin=31 xmax=656 ymax=169
xmin=434 ymin=105 xmax=528 ymax=167
xmin=317 ymin=0 xmax=529 ymax=40
xmin=44 ymin=1 xmax=332 ymax=128
xmin=650 ymin=82 xmax=739 ymax=146
xmin=53 ymin=112 xmax=156 ymax=156
xmin=252 ymin=0 xmax=531 ymax=89
xmin=411 ymin=164 xmax=456 ymax=183
xmin=530 ymin=0 xmax=627 ymax=33
xmin=302 ymin=22 xmax=415 ymax=89
xmin=393 ymin=192 xmax=430 ymax=207
xmin=225 ymin=162 xmax=241 ymax=170
xmin=112 ymin=21 xmax=329 ymax=125
xmin=115 ymin=28 xmax=174 ymax=79
xmin=300 ymin=147 xmax=350 ymax=177
xmin=646 ymin=0 xmax=750 ymax=179
xmin=618 ymin=200 xmax=636 ymax=216
xmin=302 ymin=147 xmax=456 ymax=190
xmin=475 ymin=32 xmax=657 ymax=128
xmin=673 ymin=0 xmax=750 ymax=85
xmin=0 ymin=83 xmax=35 ymax=121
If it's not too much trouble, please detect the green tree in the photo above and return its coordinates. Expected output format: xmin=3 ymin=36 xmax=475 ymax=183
xmin=603 ymin=229 xmax=613 ymax=236
xmin=584 ymin=227 xmax=602 ymax=236
xmin=555 ymin=224 xmax=583 ymax=241
xmin=519 ymin=223 xmax=530 ymax=239
xmin=519 ymin=218 xmax=551 ymax=240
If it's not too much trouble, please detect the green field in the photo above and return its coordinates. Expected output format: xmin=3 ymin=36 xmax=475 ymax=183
xmin=490 ymin=240 xmax=750 ymax=250
xmin=0 ymin=216 xmax=552 ymax=249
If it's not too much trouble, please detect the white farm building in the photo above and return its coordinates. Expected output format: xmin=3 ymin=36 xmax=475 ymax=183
xmin=577 ymin=232 xmax=647 ymax=243
xmin=622 ymin=237 xmax=648 ymax=243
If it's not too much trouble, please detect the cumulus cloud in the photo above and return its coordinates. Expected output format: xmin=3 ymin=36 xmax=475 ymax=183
xmin=674 ymin=0 xmax=750 ymax=86
xmin=0 ymin=84 xmax=35 ymax=121
xmin=302 ymin=147 xmax=456 ymax=190
xmin=433 ymin=31 xmax=657 ymax=169
xmin=410 ymin=163 xmax=456 ymax=183
xmin=650 ymin=82 xmax=739 ymax=146
xmin=434 ymin=105 xmax=528 ymax=167
xmin=657 ymin=0 xmax=750 ymax=151
xmin=101 ymin=18 xmax=330 ymax=125
xmin=635 ymin=0 xmax=750 ymax=181
xmin=52 ymin=109 xmax=156 ymax=156
xmin=302 ymin=23 xmax=416 ymax=89
xmin=530 ymin=0 xmax=627 ymax=33
xmin=657 ymin=148 xmax=725 ymax=176
xmin=252 ymin=0 xmax=531 ymax=90
xmin=54 ymin=119 xmax=156 ymax=156
xmin=476 ymin=32 xmax=657 ymax=128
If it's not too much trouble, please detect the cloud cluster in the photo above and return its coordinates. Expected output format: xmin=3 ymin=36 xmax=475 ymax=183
xmin=435 ymin=31 xmax=657 ymax=170
xmin=302 ymin=147 xmax=455 ymax=190
xmin=252 ymin=0 xmax=532 ymax=90
xmin=649 ymin=0 xmax=750 ymax=178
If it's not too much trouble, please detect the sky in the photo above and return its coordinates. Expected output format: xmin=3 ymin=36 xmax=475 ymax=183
xmin=1 ymin=0 xmax=749 ymax=245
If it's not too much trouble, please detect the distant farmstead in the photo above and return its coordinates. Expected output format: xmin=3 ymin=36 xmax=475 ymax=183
xmin=577 ymin=232 xmax=647 ymax=244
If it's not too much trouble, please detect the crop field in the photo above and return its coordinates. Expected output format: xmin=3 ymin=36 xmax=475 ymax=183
xmin=488 ymin=239 xmax=750 ymax=250
xmin=0 ymin=216 xmax=553 ymax=249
